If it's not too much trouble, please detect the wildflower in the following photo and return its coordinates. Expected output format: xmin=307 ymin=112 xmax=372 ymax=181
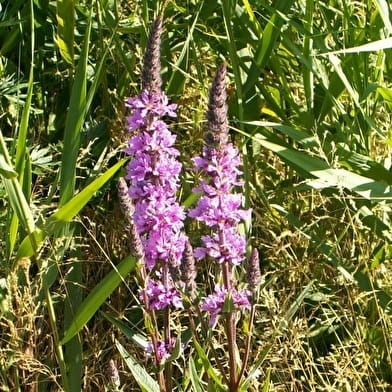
xmin=142 ymin=278 xmax=183 ymax=310
xmin=145 ymin=338 xmax=177 ymax=365
xmin=124 ymin=17 xmax=186 ymax=271
xmin=189 ymin=64 xmax=251 ymax=329
xmin=201 ymin=285 xmax=250 ymax=326
xmin=189 ymin=64 xmax=250 ymax=269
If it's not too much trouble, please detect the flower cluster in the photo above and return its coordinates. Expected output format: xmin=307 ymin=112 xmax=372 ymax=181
xmin=125 ymin=89 xmax=186 ymax=273
xmin=142 ymin=278 xmax=183 ymax=310
xmin=145 ymin=338 xmax=176 ymax=365
xmin=189 ymin=142 xmax=250 ymax=267
xmin=189 ymin=68 xmax=250 ymax=267
xmin=189 ymin=64 xmax=251 ymax=323
xmin=201 ymin=285 xmax=250 ymax=326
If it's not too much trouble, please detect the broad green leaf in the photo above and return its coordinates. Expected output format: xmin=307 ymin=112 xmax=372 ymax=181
xmin=377 ymin=87 xmax=392 ymax=110
xmin=61 ymin=255 xmax=136 ymax=344
xmin=116 ymin=340 xmax=160 ymax=392
xmin=251 ymin=133 xmax=392 ymax=200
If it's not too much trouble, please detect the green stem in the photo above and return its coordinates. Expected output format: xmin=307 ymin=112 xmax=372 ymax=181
xmin=222 ymin=262 xmax=238 ymax=392
xmin=162 ymin=264 xmax=172 ymax=392
xmin=236 ymin=301 xmax=256 ymax=389
xmin=44 ymin=285 xmax=70 ymax=392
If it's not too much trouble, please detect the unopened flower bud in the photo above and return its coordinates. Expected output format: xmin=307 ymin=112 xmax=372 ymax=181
xmin=142 ymin=16 xmax=163 ymax=96
xmin=247 ymin=248 xmax=261 ymax=293
xmin=117 ymin=177 xmax=134 ymax=221
xmin=180 ymin=239 xmax=197 ymax=296
xmin=205 ymin=63 xmax=229 ymax=149
xmin=107 ymin=359 xmax=120 ymax=388
xmin=128 ymin=221 xmax=144 ymax=260
xmin=169 ymin=251 xmax=180 ymax=283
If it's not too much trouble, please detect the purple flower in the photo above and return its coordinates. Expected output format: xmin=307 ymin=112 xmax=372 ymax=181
xmin=126 ymin=91 xmax=177 ymax=131
xmin=125 ymin=89 xmax=187 ymax=270
xmin=189 ymin=142 xmax=250 ymax=266
xmin=145 ymin=338 xmax=176 ymax=364
xmin=201 ymin=285 xmax=250 ymax=326
xmin=142 ymin=278 xmax=183 ymax=310
xmin=194 ymin=227 xmax=247 ymax=265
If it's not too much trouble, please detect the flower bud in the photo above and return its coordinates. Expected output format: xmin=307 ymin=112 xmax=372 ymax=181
xmin=246 ymin=248 xmax=261 ymax=293
xmin=142 ymin=16 xmax=163 ymax=97
xmin=205 ymin=63 xmax=229 ymax=149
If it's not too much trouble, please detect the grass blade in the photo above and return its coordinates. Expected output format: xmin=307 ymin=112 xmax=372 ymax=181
xmin=61 ymin=255 xmax=136 ymax=344
xmin=116 ymin=340 xmax=160 ymax=392
xmin=56 ymin=0 xmax=75 ymax=66
xmin=15 ymin=159 xmax=125 ymax=260
xmin=59 ymin=15 xmax=91 ymax=206
xmin=189 ymin=357 xmax=204 ymax=392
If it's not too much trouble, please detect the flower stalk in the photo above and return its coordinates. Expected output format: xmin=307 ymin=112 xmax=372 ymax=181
xmin=189 ymin=63 xmax=251 ymax=391
xmin=124 ymin=15 xmax=186 ymax=391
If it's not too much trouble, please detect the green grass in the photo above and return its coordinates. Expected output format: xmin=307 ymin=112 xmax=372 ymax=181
xmin=1 ymin=0 xmax=392 ymax=391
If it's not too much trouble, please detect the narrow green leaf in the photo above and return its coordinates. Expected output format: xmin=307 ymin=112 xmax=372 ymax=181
xmin=101 ymin=312 xmax=149 ymax=350
xmin=59 ymin=15 xmax=90 ymax=206
xmin=0 ymin=135 xmax=35 ymax=236
xmin=322 ymin=37 xmax=392 ymax=55
xmin=56 ymin=0 xmax=75 ymax=65
xmin=373 ymin=0 xmax=392 ymax=35
xmin=0 ymin=154 xmax=17 ymax=178
xmin=242 ymin=0 xmax=295 ymax=95
xmin=15 ymin=159 xmax=125 ymax=260
xmin=239 ymin=344 xmax=273 ymax=391
xmin=116 ymin=340 xmax=160 ymax=392
xmin=189 ymin=357 xmax=204 ymax=392
xmin=61 ymin=255 xmax=136 ymax=344
xmin=193 ymin=339 xmax=225 ymax=390
xmin=166 ymin=2 xmax=202 ymax=95
xmin=328 ymin=54 xmax=360 ymax=107
xmin=50 ymin=159 xmax=126 ymax=224
xmin=261 ymin=369 xmax=271 ymax=392
xmin=182 ymin=191 xmax=201 ymax=208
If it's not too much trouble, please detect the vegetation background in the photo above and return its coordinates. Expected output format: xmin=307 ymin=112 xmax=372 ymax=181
xmin=0 ymin=0 xmax=392 ymax=390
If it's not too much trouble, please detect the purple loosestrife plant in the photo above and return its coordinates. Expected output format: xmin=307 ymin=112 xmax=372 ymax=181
xmin=189 ymin=63 xmax=250 ymax=315
xmin=124 ymin=16 xmax=186 ymax=391
xmin=120 ymin=19 xmax=262 ymax=391
xmin=189 ymin=63 xmax=251 ymax=391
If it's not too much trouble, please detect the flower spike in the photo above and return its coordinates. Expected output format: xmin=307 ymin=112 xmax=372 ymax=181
xmin=142 ymin=16 xmax=163 ymax=96
xmin=205 ymin=63 xmax=229 ymax=149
